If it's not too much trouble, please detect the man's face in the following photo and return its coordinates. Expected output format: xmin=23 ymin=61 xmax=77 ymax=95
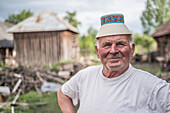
xmin=95 ymin=35 xmax=135 ymax=72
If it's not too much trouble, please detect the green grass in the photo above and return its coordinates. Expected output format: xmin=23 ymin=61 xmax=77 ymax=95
xmin=132 ymin=63 xmax=163 ymax=75
xmin=1 ymin=90 xmax=79 ymax=113
xmin=1 ymin=91 xmax=62 ymax=113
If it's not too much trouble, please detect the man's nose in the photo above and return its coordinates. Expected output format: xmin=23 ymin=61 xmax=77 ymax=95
xmin=110 ymin=44 xmax=118 ymax=54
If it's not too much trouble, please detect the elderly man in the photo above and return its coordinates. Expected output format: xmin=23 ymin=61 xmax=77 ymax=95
xmin=57 ymin=13 xmax=170 ymax=113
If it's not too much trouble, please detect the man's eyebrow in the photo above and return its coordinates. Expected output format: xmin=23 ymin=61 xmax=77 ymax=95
xmin=102 ymin=41 xmax=112 ymax=45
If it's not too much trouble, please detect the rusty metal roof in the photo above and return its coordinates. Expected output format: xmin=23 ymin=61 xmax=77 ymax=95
xmin=152 ymin=19 xmax=170 ymax=37
xmin=7 ymin=11 xmax=79 ymax=34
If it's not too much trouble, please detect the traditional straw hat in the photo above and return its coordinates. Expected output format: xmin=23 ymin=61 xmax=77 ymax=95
xmin=96 ymin=13 xmax=131 ymax=39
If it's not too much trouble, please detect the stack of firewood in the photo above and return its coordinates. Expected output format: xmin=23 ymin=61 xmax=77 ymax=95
xmin=0 ymin=62 xmax=85 ymax=94
xmin=1 ymin=56 xmax=169 ymax=95
xmin=157 ymin=73 xmax=170 ymax=83
xmin=0 ymin=57 xmax=100 ymax=95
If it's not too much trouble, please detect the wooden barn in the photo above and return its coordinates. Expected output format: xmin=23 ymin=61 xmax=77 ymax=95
xmin=0 ymin=22 xmax=14 ymax=64
xmin=152 ymin=19 xmax=170 ymax=70
xmin=8 ymin=11 xmax=79 ymax=67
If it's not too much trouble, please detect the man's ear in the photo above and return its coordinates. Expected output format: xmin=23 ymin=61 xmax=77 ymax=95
xmin=95 ymin=46 xmax=100 ymax=58
xmin=131 ymin=43 xmax=135 ymax=57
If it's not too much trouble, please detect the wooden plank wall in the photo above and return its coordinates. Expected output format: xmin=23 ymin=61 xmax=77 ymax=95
xmin=155 ymin=35 xmax=170 ymax=62
xmin=14 ymin=31 xmax=65 ymax=66
xmin=60 ymin=31 xmax=79 ymax=61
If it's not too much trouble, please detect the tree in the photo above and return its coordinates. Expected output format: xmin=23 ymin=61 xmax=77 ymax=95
xmin=64 ymin=11 xmax=81 ymax=28
xmin=79 ymin=27 xmax=97 ymax=55
xmin=134 ymin=33 xmax=156 ymax=53
xmin=133 ymin=33 xmax=157 ymax=62
xmin=5 ymin=9 xmax=33 ymax=24
xmin=140 ymin=0 xmax=170 ymax=35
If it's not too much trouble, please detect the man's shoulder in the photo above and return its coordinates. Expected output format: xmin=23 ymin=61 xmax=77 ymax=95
xmin=133 ymin=67 xmax=165 ymax=85
xmin=134 ymin=68 xmax=153 ymax=76
xmin=74 ymin=65 xmax=102 ymax=82
xmin=81 ymin=65 xmax=102 ymax=72
xmin=77 ymin=65 xmax=102 ymax=77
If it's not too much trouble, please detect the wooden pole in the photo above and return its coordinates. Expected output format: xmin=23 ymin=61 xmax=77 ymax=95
xmin=11 ymin=89 xmax=22 ymax=113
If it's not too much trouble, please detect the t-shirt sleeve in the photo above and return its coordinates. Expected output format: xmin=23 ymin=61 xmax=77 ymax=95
xmin=148 ymin=79 xmax=170 ymax=112
xmin=61 ymin=71 xmax=82 ymax=106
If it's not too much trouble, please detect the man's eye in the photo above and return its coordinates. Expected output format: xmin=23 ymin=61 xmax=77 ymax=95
xmin=116 ymin=42 xmax=126 ymax=46
xmin=103 ymin=43 xmax=111 ymax=47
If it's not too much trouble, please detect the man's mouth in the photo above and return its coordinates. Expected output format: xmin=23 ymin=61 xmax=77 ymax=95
xmin=107 ymin=53 xmax=123 ymax=59
xmin=108 ymin=58 xmax=120 ymax=62
xmin=108 ymin=56 xmax=123 ymax=59
xmin=112 ymin=57 xmax=122 ymax=59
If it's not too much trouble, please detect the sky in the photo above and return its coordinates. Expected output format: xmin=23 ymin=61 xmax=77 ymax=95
xmin=0 ymin=0 xmax=146 ymax=35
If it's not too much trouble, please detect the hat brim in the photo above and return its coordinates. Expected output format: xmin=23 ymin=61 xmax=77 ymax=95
xmin=96 ymin=23 xmax=131 ymax=39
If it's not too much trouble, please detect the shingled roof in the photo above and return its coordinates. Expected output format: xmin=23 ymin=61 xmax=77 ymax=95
xmin=7 ymin=11 xmax=79 ymax=34
xmin=152 ymin=19 xmax=170 ymax=37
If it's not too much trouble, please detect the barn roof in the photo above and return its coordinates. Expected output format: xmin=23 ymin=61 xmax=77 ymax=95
xmin=7 ymin=11 xmax=79 ymax=34
xmin=0 ymin=39 xmax=13 ymax=48
xmin=0 ymin=22 xmax=14 ymax=48
xmin=152 ymin=19 xmax=170 ymax=38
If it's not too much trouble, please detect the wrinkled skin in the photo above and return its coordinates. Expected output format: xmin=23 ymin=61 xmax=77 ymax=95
xmin=95 ymin=35 xmax=135 ymax=78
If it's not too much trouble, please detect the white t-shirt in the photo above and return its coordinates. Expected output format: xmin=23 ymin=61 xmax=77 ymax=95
xmin=62 ymin=64 xmax=170 ymax=113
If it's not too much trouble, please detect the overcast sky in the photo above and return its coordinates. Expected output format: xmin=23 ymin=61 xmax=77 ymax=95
xmin=0 ymin=0 xmax=146 ymax=35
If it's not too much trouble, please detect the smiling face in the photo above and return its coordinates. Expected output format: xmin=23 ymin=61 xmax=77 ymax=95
xmin=96 ymin=35 xmax=135 ymax=75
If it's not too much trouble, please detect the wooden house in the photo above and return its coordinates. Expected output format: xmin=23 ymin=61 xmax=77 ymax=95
xmin=152 ymin=19 xmax=170 ymax=70
xmin=8 ymin=11 xmax=79 ymax=67
xmin=0 ymin=22 xmax=14 ymax=64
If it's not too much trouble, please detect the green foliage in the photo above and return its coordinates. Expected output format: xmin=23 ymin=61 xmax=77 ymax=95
xmin=140 ymin=0 xmax=170 ymax=35
xmin=50 ymin=63 xmax=60 ymax=73
xmin=64 ymin=11 xmax=81 ymax=28
xmin=93 ymin=61 xmax=102 ymax=65
xmin=43 ymin=60 xmax=71 ymax=72
xmin=25 ymin=65 xmax=30 ymax=68
xmin=133 ymin=33 xmax=157 ymax=54
xmin=54 ymin=60 xmax=71 ymax=66
xmin=5 ymin=9 xmax=33 ymax=24
xmin=0 ymin=61 xmax=7 ymax=70
xmin=0 ymin=108 xmax=10 ymax=113
xmin=43 ymin=65 xmax=50 ymax=69
xmin=79 ymin=27 xmax=97 ymax=55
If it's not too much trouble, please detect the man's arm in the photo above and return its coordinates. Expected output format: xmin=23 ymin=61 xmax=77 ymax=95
xmin=57 ymin=87 xmax=75 ymax=113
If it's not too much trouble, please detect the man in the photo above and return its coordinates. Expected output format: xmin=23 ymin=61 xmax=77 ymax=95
xmin=57 ymin=13 xmax=170 ymax=113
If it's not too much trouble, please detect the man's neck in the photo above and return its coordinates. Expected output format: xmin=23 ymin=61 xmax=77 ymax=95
xmin=102 ymin=65 xmax=129 ymax=78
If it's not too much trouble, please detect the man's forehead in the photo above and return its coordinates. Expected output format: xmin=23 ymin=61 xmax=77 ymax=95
xmin=98 ymin=35 xmax=129 ymax=41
